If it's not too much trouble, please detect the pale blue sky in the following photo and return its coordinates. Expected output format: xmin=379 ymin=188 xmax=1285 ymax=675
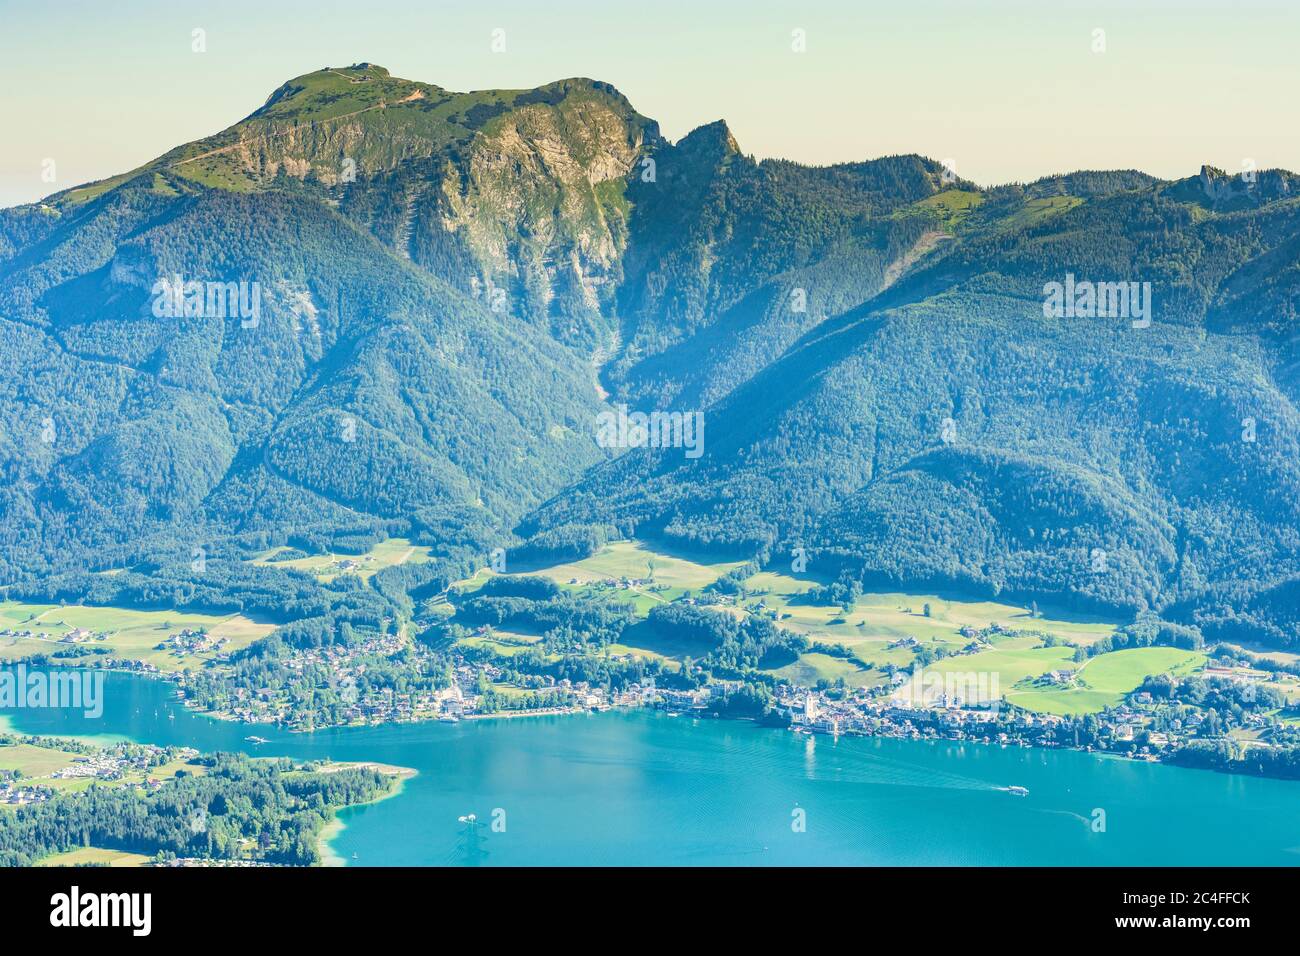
xmin=2 ymin=0 xmax=1297 ymax=207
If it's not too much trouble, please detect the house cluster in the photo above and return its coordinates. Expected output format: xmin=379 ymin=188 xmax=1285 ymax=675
xmin=960 ymin=622 xmax=1011 ymax=639
xmin=0 ymin=743 xmax=197 ymax=804
xmin=1037 ymin=668 xmax=1078 ymax=687
xmin=610 ymin=680 xmax=661 ymax=708
xmin=769 ymin=668 xmax=1296 ymax=766
xmin=53 ymin=755 xmax=127 ymax=782
xmin=100 ymin=658 xmax=161 ymax=674
xmin=59 ymin=627 xmax=110 ymax=644
xmin=327 ymin=555 xmax=374 ymax=575
xmin=51 ymin=744 xmax=196 ymax=783
xmin=202 ymin=646 xmax=496 ymax=727
xmin=772 ymin=683 xmax=1063 ymax=743
xmin=158 ymin=858 xmax=277 ymax=868
xmin=649 ymin=683 xmax=744 ymax=713
xmin=0 ymin=627 xmax=49 ymax=641
xmin=0 ymin=783 xmax=52 ymax=806
xmin=0 ymin=624 xmax=112 ymax=644
xmin=1203 ymin=661 xmax=1270 ymax=683
xmin=589 ymin=576 xmax=656 ymax=593
xmin=157 ymin=629 xmax=228 ymax=658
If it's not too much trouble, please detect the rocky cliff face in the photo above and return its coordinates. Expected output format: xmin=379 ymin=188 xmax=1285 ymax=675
xmin=1196 ymin=163 xmax=1295 ymax=207
xmin=149 ymin=66 xmax=659 ymax=341
xmin=430 ymin=81 xmax=657 ymax=335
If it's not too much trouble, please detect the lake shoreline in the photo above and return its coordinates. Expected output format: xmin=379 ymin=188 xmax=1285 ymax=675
xmin=1 ymin=665 xmax=1296 ymax=785
xmin=316 ymin=762 xmax=416 ymax=867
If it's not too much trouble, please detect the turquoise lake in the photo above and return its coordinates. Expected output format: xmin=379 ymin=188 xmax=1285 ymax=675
xmin=3 ymin=671 xmax=1299 ymax=865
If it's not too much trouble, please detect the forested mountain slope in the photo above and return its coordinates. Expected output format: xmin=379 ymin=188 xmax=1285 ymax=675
xmin=3 ymin=64 xmax=1299 ymax=648
xmin=0 ymin=64 xmax=646 ymax=580
xmin=524 ymin=166 xmax=1300 ymax=648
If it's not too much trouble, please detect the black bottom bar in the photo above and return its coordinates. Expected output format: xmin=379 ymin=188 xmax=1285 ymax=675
xmin=0 ymin=866 xmax=1286 ymax=942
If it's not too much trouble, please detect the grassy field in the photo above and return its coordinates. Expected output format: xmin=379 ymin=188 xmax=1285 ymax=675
xmin=36 ymin=847 xmax=153 ymax=868
xmin=897 ymin=644 xmax=1079 ymax=705
xmin=452 ymin=539 xmax=748 ymax=631
xmin=448 ymin=540 xmax=746 ymax=665
xmin=449 ymin=540 xmax=1134 ymax=693
xmin=0 ymin=601 xmax=275 ymax=673
xmin=605 ymin=639 xmax=678 ymax=666
xmin=747 ymin=568 xmax=1116 ymax=670
xmin=996 ymin=195 xmax=1084 ymax=231
xmin=460 ymin=630 xmax=547 ymax=658
xmin=896 ymin=645 xmax=1206 ymax=715
xmin=750 ymin=568 xmax=1196 ymax=707
xmin=1006 ymin=647 xmax=1206 ymax=715
xmin=0 ymin=742 xmax=83 ymax=777
xmin=607 ymin=618 xmax=714 ymax=662
xmin=250 ymin=537 xmax=432 ymax=583
xmin=441 ymin=540 xmax=1242 ymax=716
xmin=908 ymin=188 xmax=985 ymax=226
xmin=452 ymin=541 xmax=748 ymax=671
xmin=517 ymin=539 xmax=748 ymax=605
xmin=444 ymin=539 xmax=1207 ymax=713
xmin=767 ymin=652 xmax=883 ymax=689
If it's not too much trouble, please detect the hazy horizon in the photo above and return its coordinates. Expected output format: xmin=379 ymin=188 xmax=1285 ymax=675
xmin=3 ymin=0 xmax=1298 ymax=208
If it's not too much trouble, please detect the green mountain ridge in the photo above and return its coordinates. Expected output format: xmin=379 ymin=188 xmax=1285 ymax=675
xmin=3 ymin=65 xmax=1300 ymax=648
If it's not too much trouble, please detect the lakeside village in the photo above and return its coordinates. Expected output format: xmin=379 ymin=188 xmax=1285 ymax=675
xmin=9 ymin=598 xmax=1295 ymax=774
xmin=80 ymin=621 xmax=1289 ymax=774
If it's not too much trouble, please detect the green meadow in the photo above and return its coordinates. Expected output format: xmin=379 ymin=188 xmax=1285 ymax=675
xmin=35 ymin=847 xmax=153 ymax=868
xmin=0 ymin=600 xmax=275 ymax=673
xmin=461 ymin=629 xmax=546 ymax=658
xmin=0 ymin=742 xmax=83 ymax=778
xmin=448 ymin=540 xmax=1209 ymax=713
xmin=1006 ymin=647 xmax=1207 ymax=715
xmin=995 ymin=195 xmax=1084 ymax=231
xmin=250 ymin=537 xmax=433 ymax=583
xmin=768 ymin=652 xmax=883 ymax=690
xmin=521 ymin=539 xmax=748 ymax=603
xmin=747 ymin=568 xmax=1116 ymax=670
xmin=907 ymin=188 xmax=985 ymax=226
xmin=612 ymin=620 xmax=704 ymax=664
xmin=922 ymin=644 xmax=1080 ymax=689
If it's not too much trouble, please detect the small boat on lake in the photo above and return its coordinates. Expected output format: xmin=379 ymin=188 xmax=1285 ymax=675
xmin=1005 ymin=785 xmax=1029 ymax=796
xmin=244 ymin=735 xmax=269 ymax=745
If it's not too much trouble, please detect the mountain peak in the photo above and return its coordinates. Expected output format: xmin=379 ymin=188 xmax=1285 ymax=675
xmin=251 ymin=63 xmax=435 ymax=120
xmin=678 ymin=120 xmax=741 ymax=158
